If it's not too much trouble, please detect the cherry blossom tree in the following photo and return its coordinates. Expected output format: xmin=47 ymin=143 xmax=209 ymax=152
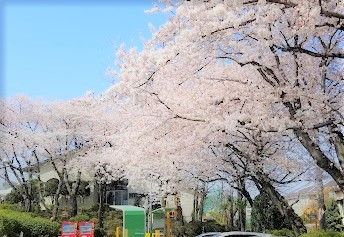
xmin=0 ymin=94 xmax=123 ymax=217
xmin=111 ymin=0 xmax=343 ymax=190
xmin=106 ymin=0 xmax=343 ymax=233
xmin=0 ymin=96 xmax=48 ymax=211
xmin=159 ymin=0 xmax=343 ymax=189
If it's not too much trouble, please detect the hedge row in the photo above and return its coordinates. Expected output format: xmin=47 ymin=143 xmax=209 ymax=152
xmin=268 ymin=229 xmax=344 ymax=237
xmin=300 ymin=231 xmax=344 ymax=237
xmin=0 ymin=209 xmax=59 ymax=237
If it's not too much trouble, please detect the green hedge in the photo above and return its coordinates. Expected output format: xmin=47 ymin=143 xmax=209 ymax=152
xmin=0 ymin=209 xmax=59 ymax=237
xmin=300 ymin=231 xmax=344 ymax=237
xmin=267 ymin=228 xmax=294 ymax=237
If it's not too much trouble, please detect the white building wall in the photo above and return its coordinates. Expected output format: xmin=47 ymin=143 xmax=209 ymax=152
xmin=164 ymin=192 xmax=195 ymax=222
xmin=180 ymin=192 xmax=194 ymax=222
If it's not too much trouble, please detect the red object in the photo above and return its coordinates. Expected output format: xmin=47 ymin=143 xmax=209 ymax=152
xmin=78 ymin=221 xmax=95 ymax=237
xmin=169 ymin=211 xmax=176 ymax=218
xmin=61 ymin=221 xmax=78 ymax=237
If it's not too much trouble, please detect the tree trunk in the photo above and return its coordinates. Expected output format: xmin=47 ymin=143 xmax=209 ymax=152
xmin=23 ymin=195 xmax=32 ymax=212
xmin=51 ymin=179 xmax=63 ymax=221
xmin=330 ymin=124 xmax=344 ymax=171
xmin=239 ymin=202 xmax=246 ymax=231
xmin=285 ymin=101 xmax=344 ymax=192
xmin=37 ymin=181 xmax=50 ymax=212
xmin=227 ymin=191 xmax=236 ymax=231
xmin=253 ymin=173 xmax=307 ymax=236
xmin=294 ymin=129 xmax=344 ymax=192
xmin=197 ymin=190 xmax=206 ymax=221
xmin=64 ymin=169 xmax=81 ymax=217
xmin=237 ymin=180 xmax=246 ymax=231
xmin=192 ymin=189 xmax=198 ymax=221
xmin=97 ymin=182 xmax=105 ymax=229
xmin=69 ymin=194 xmax=78 ymax=217
xmin=240 ymin=187 xmax=253 ymax=207
xmin=93 ymin=182 xmax=100 ymax=204
xmin=175 ymin=194 xmax=184 ymax=224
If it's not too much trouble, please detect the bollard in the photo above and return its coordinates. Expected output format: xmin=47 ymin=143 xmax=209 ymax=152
xmin=115 ymin=227 xmax=122 ymax=237
xmin=154 ymin=229 xmax=160 ymax=237
xmin=145 ymin=233 xmax=151 ymax=237
xmin=124 ymin=228 xmax=128 ymax=237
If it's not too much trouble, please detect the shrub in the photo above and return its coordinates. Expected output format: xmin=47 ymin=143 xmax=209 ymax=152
xmin=203 ymin=220 xmax=225 ymax=232
xmin=300 ymin=230 xmax=344 ymax=237
xmin=104 ymin=211 xmax=122 ymax=237
xmin=172 ymin=220 xmax=185 ymax=237
xmin=267 ymin=228 xmax=294 ymax=237
xmin=0 ymin=215 xmax=18 ymax=237
xmin=69 ymin=213 xmax=91 ymax=222
xmin=184 ymin=221 xmax=203 ymax=236
xmin=94 ymin=227 xmax=106 ymax=237
xmin=0 ymin=203 xmax=23 ymax=211
xmin=174 ymin=220 xmax=225 ymax=237
xmin=0 ymin=209 xmax=59 ymax=237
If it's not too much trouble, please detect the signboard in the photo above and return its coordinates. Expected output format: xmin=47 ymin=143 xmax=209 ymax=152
xmin=61 ymin=222 xmax=78 ymax=237
xmin=168 ymin=211 xmax=176 ymax=219
xmin=78 ymin=222 xmax=95 ymax=237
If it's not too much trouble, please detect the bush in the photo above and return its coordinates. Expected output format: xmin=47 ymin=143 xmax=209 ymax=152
xmin=173 ymin=220 xmax=225 ymax=237
xmin=104 ymin=211 xmax=122 ymax=237
xmin=0 ymin=215 xmax=18 ymax=237
xmin=172 ymin=220 xmax=185 ymax=237
xmin=267 ymin=228 xmax=294 ymax=237
xmin=203 ymin=220 xmax=225 ymax=232
xmin=94 ymin=228 xmax=106 ymax=237
xmin=69 ymin=213 xmax=91 ymax=222
xmin=0 ymin=209 xmax=59 ymax=237
xmin=184 ymin=221 xmax=203 ymax=236
xmin=300 ymin=230 xmax=344 ymax=237
xmin=0 ymin=203 xmax=23 ymax=211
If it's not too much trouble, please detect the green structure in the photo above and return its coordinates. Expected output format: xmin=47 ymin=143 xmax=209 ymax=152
xmin=110 ymin=205 xmax=146 ymax=237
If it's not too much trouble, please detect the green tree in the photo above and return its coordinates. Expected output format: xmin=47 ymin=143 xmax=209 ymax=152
xmin=4 ymin=188 xmax=24 ymax=204
xmin=5 ymin=181 xmax=40 ymax=211
xmin=44 ymin=178 xmax=60 ymax=197
xmin=251 ymin=192 xmax=290 ymax=232
xmin=325 ymin=200 xmax=344 ymax=231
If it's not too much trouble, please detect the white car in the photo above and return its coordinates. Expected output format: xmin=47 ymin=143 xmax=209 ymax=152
xmin=196 ymin=232 xmax=273 ymax=237
xmin=195 ymin=232 xmax=221 ymax=237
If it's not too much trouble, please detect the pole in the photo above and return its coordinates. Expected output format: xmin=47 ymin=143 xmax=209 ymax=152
xmin=148 ymin=182 xmax=153 ymax=234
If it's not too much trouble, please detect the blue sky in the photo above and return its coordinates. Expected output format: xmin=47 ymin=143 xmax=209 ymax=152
xmin=2 ymin=1 xmax=167 ymax=100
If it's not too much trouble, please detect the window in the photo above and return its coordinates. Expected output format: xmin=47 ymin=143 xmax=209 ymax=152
xmin=106 ymin=190 xmax=128 ymax=205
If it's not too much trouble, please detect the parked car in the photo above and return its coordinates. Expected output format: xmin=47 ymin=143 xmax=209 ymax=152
xmin=196 ymin=232 xmax=273 ymax=237
xmin=195 ymin=232 xmax=221 ymax=237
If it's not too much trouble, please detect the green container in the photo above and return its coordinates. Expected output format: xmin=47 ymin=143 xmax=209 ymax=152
xmin=110 ymin=205 xmax=146 ymax=237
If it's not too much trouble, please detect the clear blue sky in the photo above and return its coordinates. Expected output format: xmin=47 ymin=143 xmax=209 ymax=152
xmin=3 ymin=1 xmax=166 ymax=100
